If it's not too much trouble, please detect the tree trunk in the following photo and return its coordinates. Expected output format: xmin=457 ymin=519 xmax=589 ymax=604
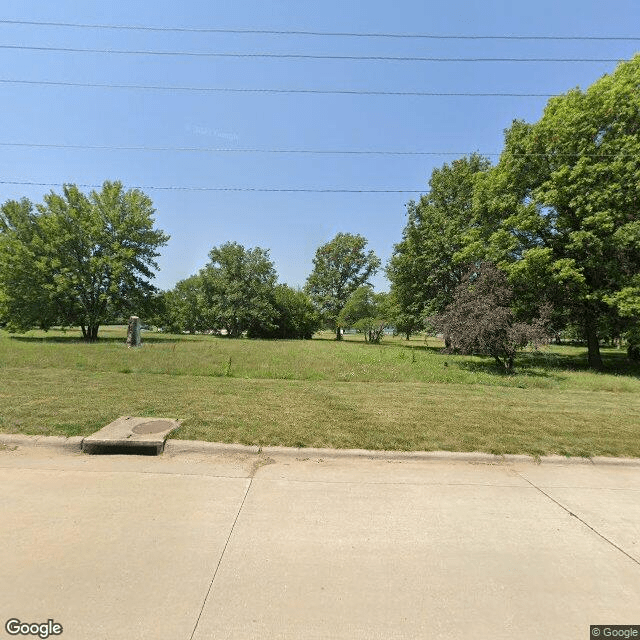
xmin=335 ymin=326 xmax=342 ymax=341
xmin=84 ymin=323 xmax=100 ymax=342
xmin=80 ymin=325 xmax=87 ymax=339
xmin=585 ymin=317 xmax=603 ymax=369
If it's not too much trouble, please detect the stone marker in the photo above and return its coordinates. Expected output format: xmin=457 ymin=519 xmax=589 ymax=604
xmin=126 ymin=315 xmax=141 ymax=347
xmin=82 ymin=416 xmax=181 ymax=455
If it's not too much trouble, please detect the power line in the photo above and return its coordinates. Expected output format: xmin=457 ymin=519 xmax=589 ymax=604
xmin=0 ymin=44 xmax=625 ymax=63
xmin=0 ymin=142 xmax=633 ymax=158
xmin=0 ymin=19 xmax=638 ymax=40
xmin=0 ymin=180 xmax=423 ymax=193
xmin=0 ymin=79 xmax=557 ymax=97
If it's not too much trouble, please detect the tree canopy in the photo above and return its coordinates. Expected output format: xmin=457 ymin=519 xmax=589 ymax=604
xmin=305 ymin=232 xmax=380 ymax=340
xmin=461 ymin=55 xmax=640 ymax=368
xmin=0 ymin=181 xmax=169 ymax=340
xmin=338 ymin=286 xmax=392 ymax=344
xmin=200 ymin=242 xmax=278 ymax=338
xmin=387 ymin=153 xmax=491 ymax=339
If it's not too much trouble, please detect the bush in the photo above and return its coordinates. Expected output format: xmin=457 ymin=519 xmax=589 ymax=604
xmin=248 ymin=285 xmax=321 ymax=339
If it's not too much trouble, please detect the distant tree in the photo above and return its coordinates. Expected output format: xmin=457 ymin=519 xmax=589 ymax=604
xmin=305 ymin=233 xmax=380 ymax=340
xmin=338 ymin=286 xmax=392 ymax=344
xmin=428 ymin=263 xmax=551 ymax=372
xmin=248 ymin=285 xmax=321 ymax=339
xmin=159 ymin=274 xmax=209 ymax=334
xmin=0 ymin=182 xmax=169 ymax=341
xmin=462 ymin=55 xmax=640 ymax=369
xmin=386 ymin=154 xmax=492 ymax=341
xmin=200 ymin=242 xmax=277 ymax=337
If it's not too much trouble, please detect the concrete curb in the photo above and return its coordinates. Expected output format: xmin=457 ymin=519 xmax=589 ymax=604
xmin=2 ymin=434 xmax=640 ymax=467
xmin=0 ymin=434 xmax=84 ymax=452
xmin=165 ymin=439 xmax=640 ymax=467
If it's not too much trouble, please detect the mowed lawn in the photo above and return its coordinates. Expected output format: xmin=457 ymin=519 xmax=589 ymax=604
xmin=1 ymin=327 xmax=639 ymax=457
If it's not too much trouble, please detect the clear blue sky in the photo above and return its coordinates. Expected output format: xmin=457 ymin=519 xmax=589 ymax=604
xmin=1 ymin=0 xmax=638 ymax=292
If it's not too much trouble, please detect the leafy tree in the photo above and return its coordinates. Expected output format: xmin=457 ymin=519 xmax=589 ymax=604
xmin=386 ymin=154 xmax=491 ymax=340
xmin=200 ymin=242 xmax=277 ymax=337
xmin=159 ymin=274 xmax=209 ymax=334
xmin=305 ymin=232 xmax=380 ymax=340
xmin=428 ymin=263 xmax=551 ymax=372
xmin=464 ymin=55 xmax=640 ymax=369
xmin=338 ymin=286 xmax=392 ymax=343
xmin=0 ymin=182 xmax=169 ymax=341
xmin=248 ymin=285 xmax=321 ymax=339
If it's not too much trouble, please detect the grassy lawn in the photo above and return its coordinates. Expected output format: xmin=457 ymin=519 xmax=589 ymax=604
xmin=1 ymin=326 xmax=639 ymax=457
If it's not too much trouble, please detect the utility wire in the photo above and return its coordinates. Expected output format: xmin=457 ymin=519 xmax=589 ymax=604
xmin=0 ymin=79 xmax=557 ymax=97
xmin=0 ymin=19 xmax=638 ymax=40
xmin=0 ymin=180 xmax=423 ymax=193
xmin=0 ymin=44 xmax=626 ymax=63
xmin=0 ymin=142 xmax=633 ymax=158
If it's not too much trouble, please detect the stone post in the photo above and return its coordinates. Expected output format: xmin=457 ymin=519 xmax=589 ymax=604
xmin=126 ymin=316 xmax=141 ymax=348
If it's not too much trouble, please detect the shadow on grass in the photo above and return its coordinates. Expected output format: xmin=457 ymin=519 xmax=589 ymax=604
xmin=456 ymin=349 xmax=640 ymax=379
xmin=9 ymin=335 xmax=180 ymax=345
xmin=456 ymin=359 xmax=560 ymax=380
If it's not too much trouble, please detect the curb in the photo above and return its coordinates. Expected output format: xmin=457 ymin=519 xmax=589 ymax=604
xmin=2 ymin=434 xmax=640 ymax=467
xmin=0 ymin=434 xmax=84 ymax=452
xmin=163 ymin=440 xmax=640 ymax=467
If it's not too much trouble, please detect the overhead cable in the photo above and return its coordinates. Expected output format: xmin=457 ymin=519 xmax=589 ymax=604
xmin=0 ymin=45 xmax=625 ymax=63
xmin=0 ymin=142 xmax=633 ymax=158
xmin=0 ymin=180 xmax=423 ymax=193
xmin=0 ymin=79 xmax=557 ymax=97
xmin=0 ymin=19 xmax=638 ymax=40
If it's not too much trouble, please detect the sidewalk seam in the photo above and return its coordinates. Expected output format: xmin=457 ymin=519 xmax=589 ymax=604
xmin=189 ymin=477 xmax=253 ymax=640
xmin=516 ymin=472 xmax=640 ymax=568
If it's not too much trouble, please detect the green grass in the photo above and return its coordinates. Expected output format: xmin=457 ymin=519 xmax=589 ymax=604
xmin=1 ymin=327 xmax=639 ymax=457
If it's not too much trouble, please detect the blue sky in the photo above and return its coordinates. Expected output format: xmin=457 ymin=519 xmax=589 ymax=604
xmin=1 ymin=0 xmax=638 ymax=292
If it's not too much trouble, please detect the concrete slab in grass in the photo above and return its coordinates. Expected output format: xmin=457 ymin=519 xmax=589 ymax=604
xmin=82 ymin=416 xmax=180 ymax=455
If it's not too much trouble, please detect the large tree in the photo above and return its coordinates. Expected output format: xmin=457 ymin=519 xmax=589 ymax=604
xmin=200 ymin=242 xmax=277 ymax=337
xmin=463 ymin=55 xmax=640 ymax=369
xmin=305 ymin=232 xmax=380 ymax=340
xmin=386 ymin=154 xmax=492 ymax=339
xmin=0 ymin=181 xmax=169 ymax=340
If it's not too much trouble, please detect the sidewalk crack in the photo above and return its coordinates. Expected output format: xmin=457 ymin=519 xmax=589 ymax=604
xmin=517 ymin=472 xmax=639 ymax=568
xmin=189 ymin=477 xmax=253 ymax=640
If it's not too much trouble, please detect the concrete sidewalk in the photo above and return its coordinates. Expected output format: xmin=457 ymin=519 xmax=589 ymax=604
xmin=0 ymin=442 xmax=638 ymax=639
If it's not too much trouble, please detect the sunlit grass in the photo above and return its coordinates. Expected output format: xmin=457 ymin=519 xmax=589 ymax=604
xmin=1 ymin=327 xmax=638 ymax=457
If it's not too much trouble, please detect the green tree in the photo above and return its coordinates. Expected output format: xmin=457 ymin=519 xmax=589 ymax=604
xmin=0 ymin=182 xmax=169 ymax=341
xmin=338 ymin=286 xmax=392 ymax=343
xmin=159 ymin=274 xmax=208 ymax=334
xmin=386 ymin=154 xmax=492 ymax=340
xmin=464 ymin=55 xmax=640 ymax=369
xmin=247 ymin=285 xmax=321 ymax=339
xmin=200 ymin=242 xmax=277 ymax=337
xmin=305 ymin=232 xmax=380 ymax=340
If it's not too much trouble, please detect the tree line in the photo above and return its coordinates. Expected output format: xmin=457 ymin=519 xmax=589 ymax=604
xmin=0 ymin=55 xmax=638 ymax=369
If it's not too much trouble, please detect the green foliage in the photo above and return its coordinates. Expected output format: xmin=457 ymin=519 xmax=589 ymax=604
xmin=0 ymin=182 xmax=169 ymax=340
xmin=305 ymin=232 xmax=380 ymax=339
xmin=338 ymin=286 xmax=392 ymax=343
xmin=248 ymin=285 xmax=321 ymax=339
xmin=200 ymin=242 xmax=278 ymax=338
xmin=387 ymin=154 xmax=492 ymax=336
xmin=158 ymin=274 xmax=209 ymax=334
xmin=466 ymin=55 xmax=640 ymax=369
